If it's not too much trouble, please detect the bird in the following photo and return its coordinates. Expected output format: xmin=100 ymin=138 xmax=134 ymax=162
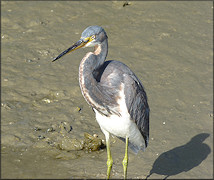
xmin=52 ymin=25 xmax=149 ymax=179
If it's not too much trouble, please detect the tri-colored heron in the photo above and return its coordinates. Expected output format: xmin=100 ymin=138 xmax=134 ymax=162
xmin=52 ymin=25 xmax=149 ymax=179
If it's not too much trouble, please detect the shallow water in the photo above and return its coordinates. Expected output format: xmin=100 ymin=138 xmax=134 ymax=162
xmin=1 ymin=1 xmax=213 ymax=179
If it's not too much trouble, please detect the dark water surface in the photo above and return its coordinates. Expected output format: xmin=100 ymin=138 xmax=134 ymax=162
xmin=1 ymin=1 xmax=213 ymax=179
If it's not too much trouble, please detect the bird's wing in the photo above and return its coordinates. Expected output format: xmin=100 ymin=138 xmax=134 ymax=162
xmin=123 ymin=73 xmax=150 ymax=147
xmin=98 ymin=60 xmax=149 ymax=146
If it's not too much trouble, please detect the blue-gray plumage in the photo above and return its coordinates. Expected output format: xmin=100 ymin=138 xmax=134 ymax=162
xmin=53 ymin=25 xmax=149 ymax=179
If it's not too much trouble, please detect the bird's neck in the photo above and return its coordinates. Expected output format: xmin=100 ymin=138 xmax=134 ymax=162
xmin=79 ymin=39 xmax=108 ymax=111
xmin=93 ymin=39 xmax=108 ymax=69
xmin=79 ymin=38 xmax=108 ymax=76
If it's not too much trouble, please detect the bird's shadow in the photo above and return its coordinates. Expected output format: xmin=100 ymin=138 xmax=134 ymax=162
xmin=146 ymin=133 xmax=211 ymax=179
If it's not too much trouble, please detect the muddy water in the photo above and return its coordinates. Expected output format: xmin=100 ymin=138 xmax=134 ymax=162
xmin=1 ymin=1 xmax=213 ymax=179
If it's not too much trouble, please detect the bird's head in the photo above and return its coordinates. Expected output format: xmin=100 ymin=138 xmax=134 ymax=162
xmin=52 ymin=25 xmax=107 ymax=62
xmin=81 ymin=25 xmax=107 ymax=47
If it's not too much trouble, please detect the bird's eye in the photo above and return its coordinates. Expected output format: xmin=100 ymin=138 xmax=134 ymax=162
xmin=91 ymin=35 xmax=96 ymax=40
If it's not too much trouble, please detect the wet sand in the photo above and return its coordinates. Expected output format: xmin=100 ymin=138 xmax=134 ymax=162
xmin=1 ymin=1 xmax=213 ymax=179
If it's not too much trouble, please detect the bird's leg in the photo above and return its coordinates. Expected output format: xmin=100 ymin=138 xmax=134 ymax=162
xmin=106 ymin=138 xmax=113 ymax=179
xmin=122 ymin=137 xmax=129 ymax=179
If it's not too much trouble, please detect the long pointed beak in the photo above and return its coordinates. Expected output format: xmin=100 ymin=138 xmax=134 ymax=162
xmin=52 ymin=39 xmax=88 ymax=62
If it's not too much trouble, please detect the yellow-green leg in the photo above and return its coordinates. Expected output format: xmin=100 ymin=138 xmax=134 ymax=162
xmin=106 ymin=137 xmax=113 ymax=179
xmin=122 ymin=137 xmax=129 ymax=179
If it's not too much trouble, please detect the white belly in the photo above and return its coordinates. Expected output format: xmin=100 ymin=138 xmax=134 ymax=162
xmin=95 ymin=109 xmax=132 ymax=138
xmin=94 ymin=109 xmax=145 ymax=151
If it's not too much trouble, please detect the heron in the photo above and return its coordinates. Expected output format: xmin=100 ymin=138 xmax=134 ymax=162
xmin=52 ymin=25 xmax=149 ymax=179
